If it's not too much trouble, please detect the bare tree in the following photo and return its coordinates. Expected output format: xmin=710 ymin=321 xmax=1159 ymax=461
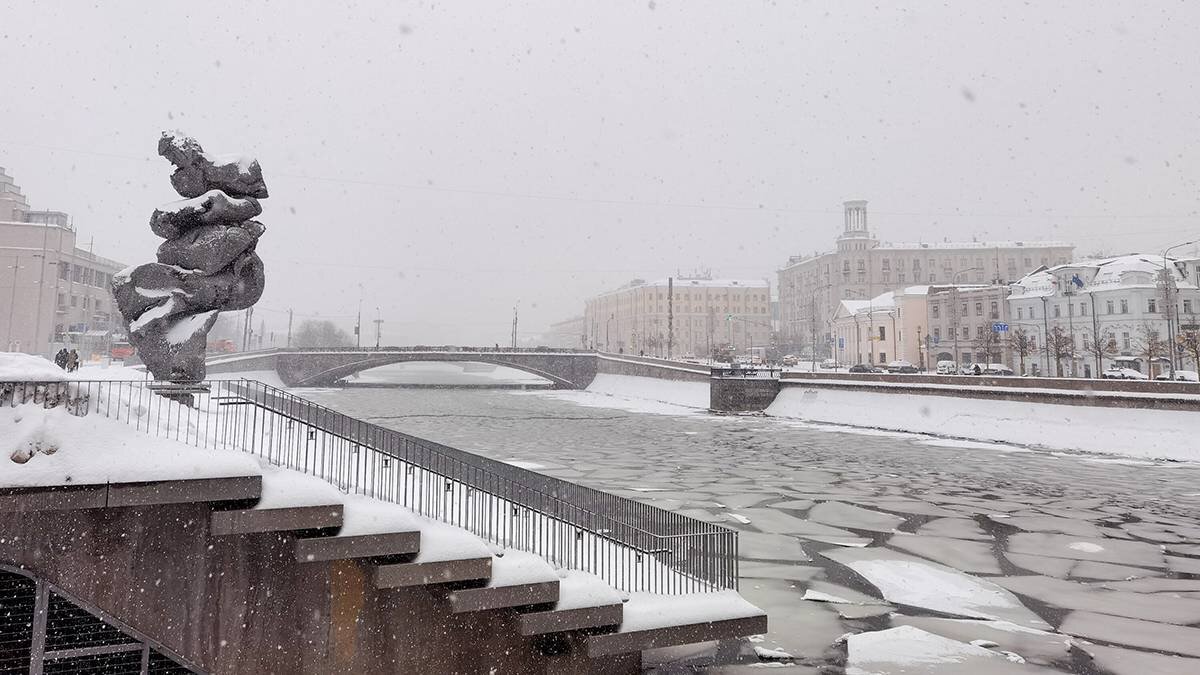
xmin=293 ymin=320 xmax=353 ymax=348
xmin=1089 ymin=328 xmax=1121 ymax=373
xmin=1008 ymin=328 xmax=1035 ymax=375
xmin=1046 ymin=325 xmax=1075 ymax=377
xmin=1134 ymin=322 xmax=1169 ymax=377
xmin=974 ymin=327 xmax=1004 ymax=366
xmin=1178 ymin=329 xmax=1200 ymax=371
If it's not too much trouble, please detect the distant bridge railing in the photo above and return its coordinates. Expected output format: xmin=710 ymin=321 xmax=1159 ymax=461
xmin=243 ymin=346 xmax=595 ymax=354
xmin=1 ymin=379 xmax=737 ymax=594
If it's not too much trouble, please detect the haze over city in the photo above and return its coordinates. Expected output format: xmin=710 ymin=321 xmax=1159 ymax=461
xmin=2 ymin=0 xmax=1198 ymax=344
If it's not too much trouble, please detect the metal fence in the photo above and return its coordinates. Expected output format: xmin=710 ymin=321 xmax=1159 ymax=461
xmin=1 ymin=379 xmax=738 ymax=594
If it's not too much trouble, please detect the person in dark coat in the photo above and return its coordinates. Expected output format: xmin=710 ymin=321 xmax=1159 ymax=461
xmin=67 ymin=349 xmax=80 ymax=372
xmin=54 ymin=348 xmax=68 ymax=369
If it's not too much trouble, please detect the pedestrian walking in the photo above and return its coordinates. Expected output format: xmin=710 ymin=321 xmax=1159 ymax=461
xmin=54 ymin=348 xmax=68 ymax=369
xmin=67 ymin=349 xmax=79 ymax=372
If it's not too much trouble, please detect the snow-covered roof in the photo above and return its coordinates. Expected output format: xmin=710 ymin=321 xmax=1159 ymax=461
xmin=879 ymin=240 xmax=1072 ymax=251
xmin=839 ymin=291 xmax=896 ymax=316
xmin=637 ymin=278 xmax=768 ymax=289
xmin=1010 ymin=253 xmax=1195 ymax=297
xmin=592 ymin=277 xmax=769 ymax=299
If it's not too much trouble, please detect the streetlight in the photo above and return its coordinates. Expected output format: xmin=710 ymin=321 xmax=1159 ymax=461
xmin=5 ymin=255 xmax=26 ymax=351
xmin=1162 ymin=238 xmax=1200 ymax=377
xmin=950 ymin=267 xmax=982 ymax=371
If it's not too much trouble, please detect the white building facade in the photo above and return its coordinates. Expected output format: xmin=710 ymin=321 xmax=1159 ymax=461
xmin=583 ymin=277 xmax=771 ymax=358
xmin=1 ymin=168 xmax=127 ymax=358
xmin=778 ymin=200 xmax=1074 ymax=358
xmin=1007 ymin=255 xmax=1200 ymax=377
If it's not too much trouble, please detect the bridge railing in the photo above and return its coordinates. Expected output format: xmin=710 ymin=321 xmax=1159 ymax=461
xmin=270 ymin=346 xmax=595 ymax=354
xmin=1 ymin=379 xmax=737 ymax=595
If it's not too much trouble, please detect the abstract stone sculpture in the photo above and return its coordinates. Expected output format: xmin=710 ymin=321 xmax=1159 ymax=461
xmin=112 ymin=132 xmax=268 ymax=383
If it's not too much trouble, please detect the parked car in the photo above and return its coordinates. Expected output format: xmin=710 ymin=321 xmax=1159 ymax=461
xmin=781 ymin=354 xmax=799 ymax=366
xmin=1102 ymin=367 xmax=1148 ymax=380
xmin=848 ymin=364 xmax=881 ymax=373
xmin=820 ymin=358 xmax=839 ymax=369
xmin=1155 ymin=370 xmax=1199 ymax=382
xmin=936 ymin=360 xmax=957 ymax=375
xmin=982 ymin=363 xmax=1015 ymax=376
xmin=886 ymin=360 xmax=918 ymax=373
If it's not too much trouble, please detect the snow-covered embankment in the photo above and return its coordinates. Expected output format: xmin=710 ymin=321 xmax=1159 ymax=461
xmin=557 ymin=374 xmax=709 ymax=414
xmin=766 ymin=385 xmax=1200 ymax=462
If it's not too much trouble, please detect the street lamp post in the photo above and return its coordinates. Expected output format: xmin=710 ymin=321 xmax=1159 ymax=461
xmin=1162 ymin=238 xmax=1200 ymax=377
xmin=1040 ymin=295 xmax=1051 ymax=376
xmin=949 ymin=268 xmax=982 ymax=371
xmin=1064 ymin=284 xmax=1077 ymax=377
xmin=5 ymin=255 xmax=26 ymax=351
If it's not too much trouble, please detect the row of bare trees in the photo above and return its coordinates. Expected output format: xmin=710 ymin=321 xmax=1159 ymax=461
xmin=1001 ymin=324 xmax=1199 ymax=376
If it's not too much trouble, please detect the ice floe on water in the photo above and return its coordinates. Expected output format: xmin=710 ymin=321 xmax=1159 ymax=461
xmin=845 ymin=625 xmax=1031 ymax=675
xmin=822 ymin=548 xmax=1050 ymax=629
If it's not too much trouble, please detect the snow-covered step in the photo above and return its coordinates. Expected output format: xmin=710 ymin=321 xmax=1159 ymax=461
xmin=374 ymin=557 xmax=494 ymax=588
xmin=518 ymin=570 xmax=626 ymax=636
xmin=448 ymin=550 xmax=561 ymax=614
xmin=586 ymin=591 xmax=767 ymax=658
xmin=211 ymin=465 xmax=347 ymax=537
xmin=293 ymin=492 xmax=433 ymax=562
xmin=296 ymin=530 xmax=420 ymax=563
xmin=211 ymin=503 xmax=343 ymax=537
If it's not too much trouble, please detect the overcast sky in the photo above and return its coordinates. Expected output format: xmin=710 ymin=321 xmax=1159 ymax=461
xmin=2 ymin=1 xmax=1198 ymax=344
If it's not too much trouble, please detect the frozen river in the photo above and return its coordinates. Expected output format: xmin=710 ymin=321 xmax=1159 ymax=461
xmin=307 ymin=370 xmax=1200 ymax=674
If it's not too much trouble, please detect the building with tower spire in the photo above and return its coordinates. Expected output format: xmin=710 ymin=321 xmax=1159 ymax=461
xmin=777 ymin=200 xmax=1073 ymax=359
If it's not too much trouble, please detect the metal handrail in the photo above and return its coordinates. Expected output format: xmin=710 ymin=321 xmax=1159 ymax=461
xmin=1 ymin=379 xmax=738 ymax=593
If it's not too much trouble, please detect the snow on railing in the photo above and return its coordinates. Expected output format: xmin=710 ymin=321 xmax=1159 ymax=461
xmin=1 ymin=379 xmax=738 ymax=594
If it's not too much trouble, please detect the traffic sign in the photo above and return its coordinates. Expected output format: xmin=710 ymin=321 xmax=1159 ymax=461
xmin=992 ymin=323 xmax=1009 ymax=333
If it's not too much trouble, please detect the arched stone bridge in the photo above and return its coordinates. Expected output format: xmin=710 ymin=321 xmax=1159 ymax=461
xmin=207 ymin=348 xmax=600 ymax=389
xmin=205 ymin=348 xmax=714 ymax=389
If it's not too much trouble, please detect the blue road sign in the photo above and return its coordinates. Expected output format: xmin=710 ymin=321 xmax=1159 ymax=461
xmin=838 ymin=337 xmax=845 ymax=349
xmin=992 ymin=323 xmax=1009 ymax=333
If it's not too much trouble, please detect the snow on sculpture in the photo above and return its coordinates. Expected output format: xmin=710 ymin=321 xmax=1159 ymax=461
xmin=112 ymin=132 xmax=268 ymax=383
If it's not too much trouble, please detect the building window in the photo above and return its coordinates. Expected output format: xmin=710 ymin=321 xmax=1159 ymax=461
xmin=882 ymin=259 xmax=891 ymax=271
xmin=933 ymin=327 xmax=941 ymax=340
xmin=963 ymin=326 xmax=970 ymax=339
xmin=1017 ymin=307 xmax=1023 ymax=320
xmin=990 ymin=301 xmax=999 ymax=319
xmin=931 ymin=304 xmax=940 ymax=319
xmin=929 ymin=273 xmax=935 ymax=283
xmin=70 ymin=295 xmax=78 ymax=307
xmin=1120 ymin=299 xmax=1128 ymax=314
xmin=1080 ymin=302 xmax=1088 ymax=316
xmin=878 ymin=326 xmax=886 ymax=340
xmin=1030 ymin=305 xmax=1036 ymax=319
xmin=1106 ymin=300 xmax=1114 ymax=314
xmin=1147 ymin=298 xmax=1157 ymax=313
xmin=1030 ymin=336 xmax=1037 ymax=350
xmin=59 ymin=263 xmax=70 ymax=280
xmin=879 ymin=352 xmax=887 ymax=363
xmin=898 ymin=272 xmax=906 ymax=283
xmin=856 ymin=260 xmax=865 ymax=271
xmin=961 ymin=303 xmax=968 ymax=316
xmin=1024 ymin=257 xmax=1031 ymax=268
xmin=843 ymin=261 xmax=851 ymax=272
xmin=1122 ymin=332 xmax=1131 ymax=350
xmin=913 ymin=259 xmax=921 ymax=270
xmin=1186 ymin=299 xmax=1194 ymax=313
xmin=975 ymin=302 xmax=983 ymax=316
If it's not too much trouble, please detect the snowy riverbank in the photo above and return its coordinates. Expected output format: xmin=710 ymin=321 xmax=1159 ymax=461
xmin=553 ymin=373 xmax=1200 ymax=463
xmin=766 ymin=385 xmax=1200 ymax=462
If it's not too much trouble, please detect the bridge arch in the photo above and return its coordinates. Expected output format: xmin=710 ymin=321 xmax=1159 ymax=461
xmin=275 ymin=350 xmax=598 ymax=389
